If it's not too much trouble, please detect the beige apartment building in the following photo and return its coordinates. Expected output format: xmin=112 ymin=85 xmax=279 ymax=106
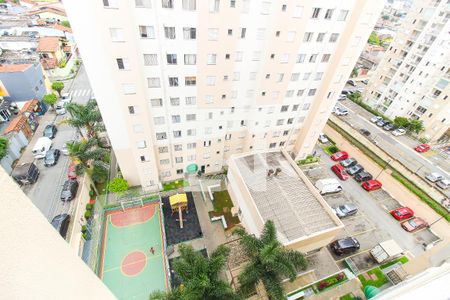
xmin=64 ymin=0 xmax=383 ymax=189
xmin=364 ymin=0 xmax=450 ymax=142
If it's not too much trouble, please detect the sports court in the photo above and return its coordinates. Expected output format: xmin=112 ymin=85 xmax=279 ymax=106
xmin=98 ymin=201 xmax=169 ymax=300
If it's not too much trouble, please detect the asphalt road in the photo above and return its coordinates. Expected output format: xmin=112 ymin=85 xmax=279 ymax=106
xmin=21 ymin=65 xmax=92 ymax=222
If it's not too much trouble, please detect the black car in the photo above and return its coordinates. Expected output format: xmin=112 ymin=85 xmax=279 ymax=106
xmin=61 ymin=180 xmax=79 ymax=201
xmin=44 ymin=149 xmax=61 ymax=167
xmin=340 ymin=158 xmax=357 ymax=168
xmin=333 ymin=204 xmax=358 ymax=218
xmin=355 ymin=171 xmax=373 ymax=182
xmin=359 ymin=129 xmax=371 ymax=137
xmin=330 ymin=237 xmax=360 ymax=255
xmin=51 ymin=214 xmax=71 ymax=238
xmin=347 ymin=164 xmax=364 ymax=176
xmin=383 ymin=123 xmax=395 ymax=131
xmin=43 ymin=124 xmax=57 ymax=139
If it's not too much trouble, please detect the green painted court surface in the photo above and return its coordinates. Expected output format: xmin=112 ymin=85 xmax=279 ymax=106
xmin=99 ymin=202 xmax=169 ymax=300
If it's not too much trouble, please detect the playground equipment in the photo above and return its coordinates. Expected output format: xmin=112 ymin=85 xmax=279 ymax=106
xmin=169 ymin=193 xmax=188 ymax=228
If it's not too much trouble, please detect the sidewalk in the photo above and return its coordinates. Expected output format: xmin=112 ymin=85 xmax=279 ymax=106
xmin=46 ymin=56 xmax=80 ymax=81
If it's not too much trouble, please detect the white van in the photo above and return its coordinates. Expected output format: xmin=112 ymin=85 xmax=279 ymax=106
xmin=315 ymin=178 xmax=342 ymax=195
xmin=436 ymin=179 xmax=450 ymax=190
xmin=32 ymin=137 xmax=53 ymax=159
xmin=55 ymin=102 xmax=66 ymax=115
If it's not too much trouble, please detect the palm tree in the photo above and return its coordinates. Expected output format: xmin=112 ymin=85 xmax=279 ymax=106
xmin=150 ymin=244 xmax=240 ymax=300
xmin=64 ymin=99 xmax=103 ymax=139
xmin=234 ymin=220 xmax=308 ymax=300
xmin=66 ymin=139 xmax=108 ymax=175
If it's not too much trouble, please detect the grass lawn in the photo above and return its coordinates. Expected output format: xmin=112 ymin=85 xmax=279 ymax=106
xmin=162 ymin=179 xmax=188 ymax=191
xmin=298 ymin=155 xmax=320 ymax=165
xmin=340 ymin=293 xmax=355 ymax=300
xmin=324 ymin=145 xmax=340 ymax=155
xmin=358 ymin=267 xmax=388 ymax=289
xmin=209 ymin=191 xmax=240 ymax=229
xmin=380 ymin=256 xmax=409 ymax=270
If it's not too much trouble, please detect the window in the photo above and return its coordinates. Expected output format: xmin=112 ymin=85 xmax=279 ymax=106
xmin=135 ymin=0 xmax=151 ymax=7
xmin=205 ymin=127 xmax=212 ymax=134
xmin=133 ymin=124 xmax=144 ymax=133
xmin=249 ymin=72 xmax=257 ymax=80
xmin=252 ymin=51 xmax=261 ymax=61
xmin=230 ymin=0 xmax=236 ymax=7
xmin=324 ymin=9 xmax=334 ymax=19
xmin=228 ymin=29 xmax=233 ymax=36
xmin=303 ymin=103 xmax=311 ymax=110
xmin=154 ymin=117 xmax=165 ymax=125
xmin=122 ymin=84 xmax=136 ymax=94
xmin=240 ymin=28 xmax=246 ymax=38
xmin=329 ymin=33 xmax=339 ymax=43
xmin=303 ymin=32 xmax=313 ymax=42
xmin=297 ymin=89 xmax=304 ymax=96
xmin=175 ymin=157 xmax=183 ymax=163
xmin=185 ymin=76 xmax=196 ymax=86
xmin=282 ymin=4 xmax=287 ymax=11
xmin=315 ymin=72 xmax=323 ymax=80
xmin=147 ymin=77 xmax=161 ymax=88
xmin=275 ymin=31 xmax=280 ymax=37
xmin=187 ymin=142 xmax=196 ymax=149
xmin=140 ymin=155 xmax=150 ymax=162
xmin=187 ymin=155 xmax=196 ymax=161
xmin=293 ymin=5 xmax=303 ymax=18
xmin=261 ymin=1 xmax=270 ymax=14
xmin=281 ymin=105 xmax=289 ymax=112
xmin=184 ymin=54 xmax=196 ymax=65
xmin=308 ymin=89 xmax=316 ymax=96
xmin=269 ymin=143 xmax=276 ymax=148
xmin=183 ymin=27 xmax=196 ymax=39
xmin=182 ymin=0 xmax=196 ymax=10
xmin=322 ymin=54 xmax=331 ymax=62
xmin=277 ymin=73 xmax=284 ymax=82
xmin=272 ymin=91 xmax=279 ymax=100
xmin=104 ymin=0 xmax=118 ymax=7
xmin=235 ymin=51 xmax=243 ymax=62
xmin=225 ymin=53 xmax=230 ymax=60
xmin=110 ymin=28 xmax=124 ymax=42
xmin=160 ymin=159 xmax=170 ymax=165
xmin=186 ymin=96 xmax=196 ymax=105
xmin=208 ymin=28 xmax=219 ymax=40
xmin=151 ymin=98 xmax=163 ymax=107
xmin=311 ymin=7 xmax=321 ymax=19
xmin=280 ymin=53 xmax=289 ymax=63
xmin=139 ymin=26 xmax=155 ymax=38
xmin=293 ymin=104 xmax=299 ymax=111
xmin=116 ymin=58 xmax=129 ymax=70
xmin=170 ymin=97 xmax=180 ymax=106
xmin=209 ymin=0 xmax=220 ymax=13
xmin=296 ymin=54 xmax=306 ymax=63
xmin=186 ymin=114 xmax=196 ymax=121
xmin=159 ymin=146 xmax=168 ymax=153
xmin=161 ymin=171 xmax=171 ymax=177
xmin=285 ymin=90 xmax=294 ymax=97
xmin=172 ymin=115 xmax=181 ymax=123
xmin=291 ymin=73 xmax=300 ymax=81
xmin=206 ymin=76 xmax=216 ymax=86
xmin=143 ymin=54 xmax=158 ymax=66
xmin=316 ymin=32 xmax=325 ymax=42
xmin=128 ymin=106 xmax=135 ymax=114
xmin=166 ymin=54 xmax=177 ymax=65
xmin=187 ymin=129 xmax=196 ymax=136
xmin=303 ymin=72 xmax=311 ymax=80
xmin=338 ymin=10 xmax=349 ymax=21
xmin=173 ymin=130 xmax=182 ymax=138
xmin=162 ymin=0 xmax=174 ymax=8
xmin=164 ymin=27 xmax=176 ymax=39
xmin=287 ymin=31 xmax=296 ymax=42
xmin=204 ymin=140 xmax=212 ymax=147
xmin=309 ymin=54 xmax=318 ymax=63
xmin=256 ymin=28 xmax=266 ymax=40
xmin=169 ymin=77 xmax=179 ymax=87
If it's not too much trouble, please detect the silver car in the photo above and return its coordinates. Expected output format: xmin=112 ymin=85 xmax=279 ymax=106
xmin=333 ymin=204 xmax=358 ymax=218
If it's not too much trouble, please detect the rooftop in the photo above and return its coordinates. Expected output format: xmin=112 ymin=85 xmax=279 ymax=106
xmin=37 ymin=36 xmax=59 ymax=52
xmin=233 ymin=151 xmax=339 ymax=243
xmin=0 ymin=63 xmax=32 ymax=73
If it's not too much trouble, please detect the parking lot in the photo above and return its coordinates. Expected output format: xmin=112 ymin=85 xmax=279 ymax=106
xmin=300 ymin=146 xmax=441 ymax=272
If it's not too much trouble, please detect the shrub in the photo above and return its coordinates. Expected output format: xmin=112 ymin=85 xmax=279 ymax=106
xmin=318 ymin=281 xmax=329 ymax=291
xmin=89 ymin=190 xmax=94 ymax=197
xmin=82 ymin=232 xmax=90 ymax=240
xmin=336 ymin=273 xmax=345 ymax=281
xmin=84 ymin=210 xmax=92 ymax=219
xmin=81 ymin=225 xmax=87 ymax=233
xmin=86 ymin=203 xmax=93 ymax=210
xmin=59 ymin=58 xmax=67 ymax=68
xmin=0 ymin=137 xmax=8 ymax=160
xmin=108 ymin=177 xmax=129 ymax=194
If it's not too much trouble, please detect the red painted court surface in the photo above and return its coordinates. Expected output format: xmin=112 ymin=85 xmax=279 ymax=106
xmin=99 ymin=202 xmax=168 ymax=300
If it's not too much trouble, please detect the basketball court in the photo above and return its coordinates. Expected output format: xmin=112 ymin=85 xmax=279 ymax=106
xmin=98 ymin=201 xmax=169 ymax=299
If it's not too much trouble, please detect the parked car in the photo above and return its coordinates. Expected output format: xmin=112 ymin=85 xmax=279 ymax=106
xmin=401 ymin=217 xmax=428 ymax=232
xmin=376 ymin=119 xmax=388 ymax=127
xmin=335 ymin=107 xmax=349 ymax=116
xmin=11 ymin=163 xmax=40 ymax=185
xmin=347 ymin=164 xmax=364 ymax=176
xmin=355 ymin=171 xmax=373 ymax=182
xmin=359 ymin=129 xmax=371 ymax=137
xmin=318 ymin=133 xmax=329 ymax=143
xmin=383 ymin=123 xmax=395 ymax=131
xmin=425 ymin=172 xmax=444 ymax=183
xmin=55 ymin=102 xmax=66 ymax=115
xmin=61 ymin=180 xmax=79 ymax=202
xmin=61 ymin=92 xmax=72 ymax=103
xmin=347 ymin=79 xmax=356 ymax=86
xmin=330 ymin=237 xmax=360 ymax=255
xmin=437 ymin=179 xmax=450 ymax=190
xmin=371 ymin=116 xmax=383 ymax=123
xmin=340 ymin=158 xmax=358 ymax=168
xmin=68 ymin=162 xmax=77 ymax=180
xmin=362 ymin=179 xmax=382 ymax=191
xmin=43 ymin=124 xmax=57 ymax=139
xmin=338 ymin=94 xmax=347 ymax=101
xmin=331 ymin=151 xmax=349 ymax=161
xmin=333 ymin=204 xmax=358 ymax=218
xmin=415 ymin=144 xmax=430 ymax=153
xmin=392 ymin=128 xmax=406 ymax=136
xmin=391 ymin=207 xmax=414 ymax=221
xmin=332 ymin=164 xmax=349 ymax=180
xmin=44 ymin=149 xmax=61 ymax=167
xmin=362 ymin=79 xmax=369 ymax=85
xmin=32 ymin=137 xmax=53 ymax=159
xmin=51 ymin=214 xmax=71 ymax=238
xmin=315 ymin=178 xmax=343 ymax=195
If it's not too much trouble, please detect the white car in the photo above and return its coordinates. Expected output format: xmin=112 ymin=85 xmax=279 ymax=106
xmin=392 ymin=128 xmax=406 ymax=136
xmin=61 ymin=92 xmax=72 ymax=104
xmin=335 ymin=107 xmax=349 ymax=116
xmin=55 ymin=102 xmax=66 ymax=115
xmin=425 ymin=172 xmax=444 ymax=183
xmin=338 ymin=94 xmax=347 ymax=101
xmin=371 ymin=116 xmax=383 ymax=123
xmin=318 ymin=133 xmax=329 ymax=143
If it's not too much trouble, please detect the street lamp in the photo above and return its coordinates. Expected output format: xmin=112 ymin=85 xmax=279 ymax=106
xmin=375 ymin=159 xmax=392 ymax=180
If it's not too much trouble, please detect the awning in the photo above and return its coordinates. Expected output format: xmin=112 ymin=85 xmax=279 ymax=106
xmin=169 ymin=193 xmax=188 ymax=208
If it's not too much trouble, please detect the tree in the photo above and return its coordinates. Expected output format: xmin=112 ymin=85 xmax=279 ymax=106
xmin=0 ymin=137 xmax=8 ymax=160
xmin=64 ymin=99 xmax=103 ymax=139
xmin=368 ymin=32 xmax=381 ymax=45
xmin=43 ymin=93 xmax=58 ymax=110
xmin=348 ymin=91 xmax=362 ymax=103
xmin=409 ymin=119 xmax=425 ymax=134
xmin=234 ymin=221 xmax=308 ymax=299
xmin=91 ymin=162 xmax=109 ymax=183
xmin=382 ymin=15 xmax=390 ymax=20
xmin=108 ymin=177 xmax=129 ymax=195
xmin=149 ymin=288 xmax=183 ymax=300
xmin=51 ymin=81 xmax=64 ymax=97
xmin=66 ymin=139 xmax=108 ymax=175
xmin=393 ymin=116 xmax=409 ymax=128
xmin=60 ymin=20 xmax=71 ymax=28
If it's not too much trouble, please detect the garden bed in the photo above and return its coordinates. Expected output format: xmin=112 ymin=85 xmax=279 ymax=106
xmin=357 ymin=267 xmax=388 ymax=289
xmin=324 ymin=145 xmax=340 ymax=155
xmin=297 ymin=155 xmax=320 ymax=165
xmin=379 ymin=256 xmax=409 ymax=270
xmin=162 ymin=179 xmax=188 ymax=191
xmin=209 ymin=191 xmax=240 ymax=229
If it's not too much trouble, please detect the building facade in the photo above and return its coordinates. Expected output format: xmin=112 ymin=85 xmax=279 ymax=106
xmin=64 ymin=0 xmax=383 ymax=189
xmin=363 ymin=0 xmax=450 ymax=142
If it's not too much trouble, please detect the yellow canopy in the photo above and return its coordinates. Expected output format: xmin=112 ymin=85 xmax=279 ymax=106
xmin=169 ymin=193 xmax=188 ymax=207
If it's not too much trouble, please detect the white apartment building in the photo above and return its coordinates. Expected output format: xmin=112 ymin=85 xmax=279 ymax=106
xmin=364 ymin=0 xmax=450 ymax=142
xmin=64 ymin=0 xmax=383 ymax=189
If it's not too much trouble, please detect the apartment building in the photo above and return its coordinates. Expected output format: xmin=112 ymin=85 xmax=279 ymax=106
xmin=364 ymin=0 xmax=450 ymax=142
xmin=64 ymin=0 xmax=383 ymax=189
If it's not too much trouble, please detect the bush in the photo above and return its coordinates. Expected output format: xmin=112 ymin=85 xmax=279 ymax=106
xmin=59 ymin=58 xmax=67 ymax=68
xmin=89 ymin=190 xmax=95 ymax=197
xmin=84 ymin=210 xmax=92 ymax=219
xmin=82 ymin=232 xmax=90 ymax=240
xmin=81 ymin=225 xmax=87 ymax=233
xmin=86 ymin=203 xmax=93 ymax=210
xmin=419 ymin=137 xmax=429 ymax=144
xmin=324 ymin=145 xmax=339 ymax=155
xmin=318 ymin=281 xmax=329 ymax=291
xmin=108 ymin=177 xmax=129 ymax=194
xmin=336 ymin=273 xmax=345 ymax=281
xmin=0 ymin=137 xmax=8 ymax=160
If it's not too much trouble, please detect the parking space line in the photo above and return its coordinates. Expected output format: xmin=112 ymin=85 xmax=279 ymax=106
xmin=334 ymin=248 xmax=371 ymax=263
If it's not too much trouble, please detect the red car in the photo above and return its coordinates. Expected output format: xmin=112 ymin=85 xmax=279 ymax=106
xmin=391 ymin=207 xmax=414 ymax=221
xmin=331 ymin=164 xmax=349 ymax=180
xmin=414 ymin=144 xmax=430 ymax=153
xmin=401 ymin=217 xmax=428 ymax=232
xmin=331 ymin=151 xmax=349 ymax=161
xmin=68 ymin=162 xmax=77 ymax=180
xmin=362 ymin=179 xmax=382 ymax=191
